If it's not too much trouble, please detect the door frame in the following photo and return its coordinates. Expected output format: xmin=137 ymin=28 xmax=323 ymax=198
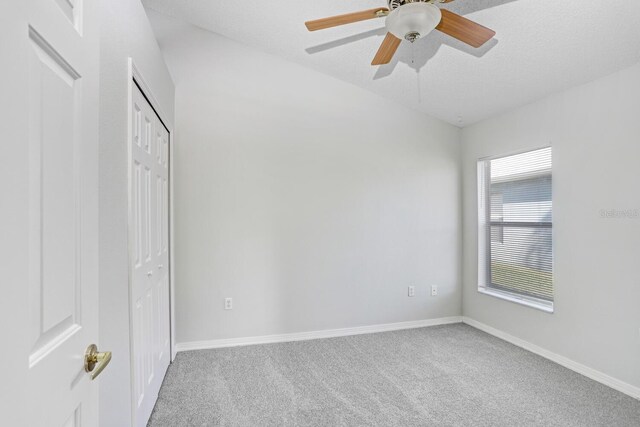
xmin=126 ymin=57 xmax=176 ymax=423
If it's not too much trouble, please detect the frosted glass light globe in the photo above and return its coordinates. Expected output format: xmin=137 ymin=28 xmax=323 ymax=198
xmin=385 ymin=3 xmax=442 ymax=42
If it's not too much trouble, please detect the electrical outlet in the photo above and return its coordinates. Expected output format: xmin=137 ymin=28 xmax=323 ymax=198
xmin=224 ymin=297 xmax=233 ymax=310
xmin=431 ymin=285 xmax=438 ymax=297
xmin=408 ymin=286 xmax=415 ymax=297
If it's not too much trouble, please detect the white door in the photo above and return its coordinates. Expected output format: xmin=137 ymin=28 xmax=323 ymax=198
xmin=0 ymin=0 xmax=103 ymax=426
xmin=131 ymin=83 xmax=171 ymax=427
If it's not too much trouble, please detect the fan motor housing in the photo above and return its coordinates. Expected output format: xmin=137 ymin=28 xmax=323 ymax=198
xmin=387 ymin=0 xmax=446 ymax=10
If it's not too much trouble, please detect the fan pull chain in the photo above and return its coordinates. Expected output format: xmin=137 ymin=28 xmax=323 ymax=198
xmin=414 ymin=42 xmax=421 ymax=104
xmin=416 ymin=67 xmax=422 ymax=104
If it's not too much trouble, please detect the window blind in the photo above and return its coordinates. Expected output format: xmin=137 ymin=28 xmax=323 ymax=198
xmin=478 ymin=147 xmax=553 ymax=310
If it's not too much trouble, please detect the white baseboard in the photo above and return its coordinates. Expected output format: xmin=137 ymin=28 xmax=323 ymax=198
xmin=462 ymin=316 xmax=640 ymax=401
xmin=176 ymin=316 xmax=463 ymax=352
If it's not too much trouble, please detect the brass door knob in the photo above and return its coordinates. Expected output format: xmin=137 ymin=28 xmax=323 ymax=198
xmin=84 ymin=344 xmax=112 ymax=380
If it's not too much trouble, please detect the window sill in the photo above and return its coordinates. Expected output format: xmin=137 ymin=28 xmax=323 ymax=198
xmin=478 ymin=287 xmax=554 ymax=313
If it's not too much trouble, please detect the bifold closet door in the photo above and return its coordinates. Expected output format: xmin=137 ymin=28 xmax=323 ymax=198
xmin=131 ymin=83 xmax=171 ymax=427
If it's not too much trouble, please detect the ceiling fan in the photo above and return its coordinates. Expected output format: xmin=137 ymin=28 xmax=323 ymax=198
xmin=305 ymin=0 xmax=496 ymax=65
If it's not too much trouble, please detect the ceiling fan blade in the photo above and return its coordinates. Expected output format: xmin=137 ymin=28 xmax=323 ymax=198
xmin=371 ymin=32 xmax=402 ymax=65
xmin=436 ymin=9 xmax=495 ymax=48
xmin=305 ymin=8 xmax=389 ymax=31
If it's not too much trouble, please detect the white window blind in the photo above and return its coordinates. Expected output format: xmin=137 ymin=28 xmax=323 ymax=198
xmin=477 ymin=147 xmax=553 ymax=312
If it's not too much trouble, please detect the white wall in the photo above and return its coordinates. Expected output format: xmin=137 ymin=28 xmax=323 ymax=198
xmin=147 ymin=12 xmax=462 ymax=345
xmin=461 ymin=62 xmax=640 ymax=390
xmin=98 ymin=2 xmax=174 ymax=426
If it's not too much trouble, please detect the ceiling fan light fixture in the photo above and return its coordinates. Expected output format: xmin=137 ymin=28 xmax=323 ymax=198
xmin=385 ymin=3 xmax=442 ymax=42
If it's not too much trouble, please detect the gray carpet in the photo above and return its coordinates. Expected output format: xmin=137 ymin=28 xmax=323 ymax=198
xmin=148 ymin=324 xmax=640 ymax=426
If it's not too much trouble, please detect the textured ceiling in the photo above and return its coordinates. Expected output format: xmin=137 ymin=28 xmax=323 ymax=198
xmin=143 ymin=0 xmax=640 ymax=126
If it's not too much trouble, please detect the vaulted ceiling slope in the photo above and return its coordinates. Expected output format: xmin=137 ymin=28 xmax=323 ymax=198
xmin=143 ymin=0 xmax=640 ymax=126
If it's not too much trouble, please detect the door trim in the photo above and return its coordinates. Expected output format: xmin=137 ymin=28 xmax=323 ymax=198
xmin=126 ymin=58 xmax=176 ymax=425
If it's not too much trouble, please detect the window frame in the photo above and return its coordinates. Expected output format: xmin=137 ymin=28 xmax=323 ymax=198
xmin=477 ymin=146 xmax=554 ymax=313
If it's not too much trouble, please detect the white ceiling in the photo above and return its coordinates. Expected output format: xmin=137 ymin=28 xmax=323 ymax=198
xmin=143 ymin=0 xmax=640 ymax=126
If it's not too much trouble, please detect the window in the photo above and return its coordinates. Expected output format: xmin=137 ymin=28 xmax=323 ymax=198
xmin=477 ymin=147 xmax=553 ymax=312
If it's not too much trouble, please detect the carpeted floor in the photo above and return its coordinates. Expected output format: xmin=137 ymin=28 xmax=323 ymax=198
xmin=148 ymin=324 xmax=640 ymax=426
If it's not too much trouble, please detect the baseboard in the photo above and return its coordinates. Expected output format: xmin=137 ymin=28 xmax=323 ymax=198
xmin=176 ymin=316 xmax=463 ymax=352
xmin=462 ymin=316 xmax=640 ymax=401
